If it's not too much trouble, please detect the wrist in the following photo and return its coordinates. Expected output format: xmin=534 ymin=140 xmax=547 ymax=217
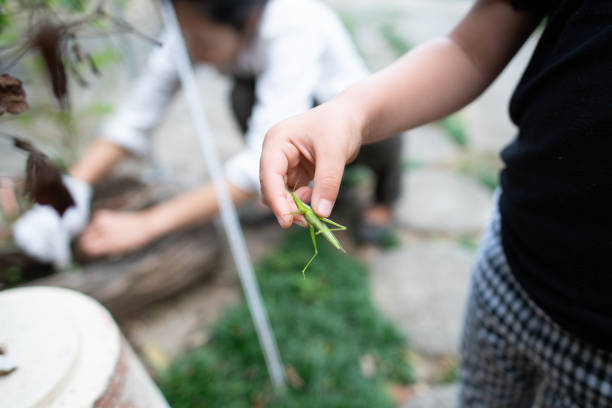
xmin=140 ymin=207 xmax=168 ymax=242
xmin=328 ymin=92 xmax=368 ymax=159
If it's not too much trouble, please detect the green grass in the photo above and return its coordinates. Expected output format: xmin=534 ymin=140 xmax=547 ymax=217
xmin=159 ymin=231 xmax=413 ymax=408
xmin=439 ymin=114 xmax=469 ymax=148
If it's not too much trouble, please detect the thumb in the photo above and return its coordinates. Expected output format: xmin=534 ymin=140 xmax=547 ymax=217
xmin=311 ymin=154 xmax=345 ymax=218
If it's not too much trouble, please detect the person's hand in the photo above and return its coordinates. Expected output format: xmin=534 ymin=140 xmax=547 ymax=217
xmin=77 ymin=210 xmax=157 ymax=257
xmin=260 ymin=99 xmax=364 ymax=228
xmin=12 ymin=175 xmax=92 ymax=268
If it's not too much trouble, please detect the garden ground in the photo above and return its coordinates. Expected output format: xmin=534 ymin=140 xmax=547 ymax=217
xmin=114 ymin=1 xmax=539 ymax=406
xmin=0 ymin=1 xmax=540 ymax=406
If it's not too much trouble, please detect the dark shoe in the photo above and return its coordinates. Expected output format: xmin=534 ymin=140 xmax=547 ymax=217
xmin=356 ymin=219 xmax=392 ymax=245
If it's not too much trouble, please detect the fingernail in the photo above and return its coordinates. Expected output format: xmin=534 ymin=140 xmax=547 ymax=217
xmin=316 ymin=199 xmax=332 ymax=217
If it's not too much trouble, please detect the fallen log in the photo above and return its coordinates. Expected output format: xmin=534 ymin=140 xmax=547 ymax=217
xmin=2 ymin=175 xmax=224 ymax=319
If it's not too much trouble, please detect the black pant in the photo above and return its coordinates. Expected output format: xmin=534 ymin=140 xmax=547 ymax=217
xmin=231 ymin=76 xmax=403 ymax=207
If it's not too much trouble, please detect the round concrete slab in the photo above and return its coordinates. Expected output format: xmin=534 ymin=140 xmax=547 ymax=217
xmin=0 ymin=287 xmax=169 ymax=408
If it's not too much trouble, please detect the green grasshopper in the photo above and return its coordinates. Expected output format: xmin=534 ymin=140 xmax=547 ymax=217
xmin=289 ymin=188 xmax=346 ymax=278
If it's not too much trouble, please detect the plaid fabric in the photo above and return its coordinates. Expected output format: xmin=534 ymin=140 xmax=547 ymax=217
xmin=457 ymin=204 xmax=612 ymax=408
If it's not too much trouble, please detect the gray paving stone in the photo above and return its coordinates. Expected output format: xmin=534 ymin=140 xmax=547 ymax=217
xmin=369 ymin=241 xmax=474 ymax=356
xmin=351 ymin=21 xmax=399 ymax=71
xmin=402 ymin=384 xmax=458 ymax=408
xmin=405 ymin=125 xmax=460 ymax=165
xmin=337 ymin=1 xmax=471 ymax=71
xmin=389 ymin=2 xmax=471 ymax=45
xmin=396 ymin=169 xmax=493 ymax=234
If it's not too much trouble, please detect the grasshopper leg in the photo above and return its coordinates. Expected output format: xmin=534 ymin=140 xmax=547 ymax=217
xmin=315 ymin=227 xmax=345 ymax=235
xmin=321 ymin=217 xmax=347 ymax=230
xmin=315 ymin=218 xmax=347 ymax=235
xmin=302 ymin=225 xmax=318 ymax=279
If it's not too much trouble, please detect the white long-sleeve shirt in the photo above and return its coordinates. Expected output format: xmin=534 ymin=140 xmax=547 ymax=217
xmin=100 ymin=0 xmax=368 ymax=193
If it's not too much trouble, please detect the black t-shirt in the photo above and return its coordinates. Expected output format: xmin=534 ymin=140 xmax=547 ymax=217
xmin=501 ymin=0 xmax=612 ymax=350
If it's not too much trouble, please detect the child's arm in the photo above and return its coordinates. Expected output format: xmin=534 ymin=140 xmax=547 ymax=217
xmin=260 ymin=0 xmax=543 ymax=227
xmin=69 ymin=140 xmax=130 ymax=184
xmin=77 ymin=178 xmax=252 ymax=256
xmin=354 ymin=0 xmax=541 ymax=142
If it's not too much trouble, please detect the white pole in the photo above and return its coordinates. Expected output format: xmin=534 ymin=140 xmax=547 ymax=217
xmin=158 ymin=0 xmax=286 ymax=389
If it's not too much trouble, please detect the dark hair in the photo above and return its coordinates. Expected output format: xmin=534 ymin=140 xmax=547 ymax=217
xmin=172 ymin=0 xmax=268 ymax=31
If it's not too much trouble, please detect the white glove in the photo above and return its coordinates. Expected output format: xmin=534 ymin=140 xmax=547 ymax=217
xmin=12 ymin=175 xmax=93 ymax=269
xmin=60 ymin=175 xmax=93 ymax=237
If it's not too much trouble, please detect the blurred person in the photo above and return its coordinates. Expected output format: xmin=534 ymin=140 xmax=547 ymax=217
xmin=259 ymin=0 xmax=612 ymax=406
xmin=13 ymin=0 xmax=403 ymax=266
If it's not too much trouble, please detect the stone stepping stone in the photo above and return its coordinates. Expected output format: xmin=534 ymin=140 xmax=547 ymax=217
xmin=396 ymin=169 xmax=493 ymax=234
xmin=404 ymin=125 xmax=460 ymax=165
xmin=390 ymin=1 xmax=471 ymax=44
xmin=402 ymin=384 xmax=458 ymax=408
xmin=350 ymin=20 xmax=401 ymax=71
xmin=369 ymin=241 xmax=473 ymax=356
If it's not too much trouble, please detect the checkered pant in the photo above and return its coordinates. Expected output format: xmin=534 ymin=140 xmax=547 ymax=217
xmin=457 ymin=205 xmax=612 ymax=407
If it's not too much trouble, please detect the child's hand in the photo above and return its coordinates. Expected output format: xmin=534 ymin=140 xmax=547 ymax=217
xmin=260 ymin=100 xmax=363 ymax=228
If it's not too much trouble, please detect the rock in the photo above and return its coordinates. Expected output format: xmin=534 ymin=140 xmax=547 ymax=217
xmin=369 ymin=241 xmax=473 ymax=356
xmin=396 ymin=169 xmax=493 ymax=234
xmin=404 ymin=125 xmax=460 ymax=165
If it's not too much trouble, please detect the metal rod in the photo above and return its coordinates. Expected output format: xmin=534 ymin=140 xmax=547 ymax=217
xmin=158 ymin=0 xmax=286 ymax=389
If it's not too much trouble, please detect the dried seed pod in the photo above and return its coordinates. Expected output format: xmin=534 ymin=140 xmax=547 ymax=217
xmin=30 ymin=21 xmax=69 ymax=110
xmin=0 ymin=74 xmax=28 ymax=116
xmin=13 ymin=137 xmax=75 ymax=216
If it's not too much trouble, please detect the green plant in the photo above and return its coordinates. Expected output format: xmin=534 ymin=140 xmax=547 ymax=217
xmin=159 ymin=231 xmax=413 ymax=408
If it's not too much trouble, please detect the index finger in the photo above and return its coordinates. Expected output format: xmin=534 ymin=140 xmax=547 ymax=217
xmin=260 ymin=143 xmax=294 ymax=228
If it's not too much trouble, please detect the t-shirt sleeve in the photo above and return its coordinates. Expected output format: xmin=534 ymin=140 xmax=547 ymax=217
xmin=99 ymin=32 xmax=179 ymax=156
xmin=224 ymin=14 xmax=324 ymax=194
xmin=508 ymin=0 xmax=554 ymax=13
